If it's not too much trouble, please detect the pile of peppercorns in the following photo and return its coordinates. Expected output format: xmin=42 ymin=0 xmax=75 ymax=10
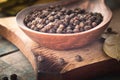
xmin=2 ymin=74 xmax=18 ymax=80
xmin=24 ymin=5 xmax=103 ymax=34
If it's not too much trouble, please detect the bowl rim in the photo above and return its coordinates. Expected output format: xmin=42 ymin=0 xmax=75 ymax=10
xmin=16 ymin=0 xmax=112 ymax=36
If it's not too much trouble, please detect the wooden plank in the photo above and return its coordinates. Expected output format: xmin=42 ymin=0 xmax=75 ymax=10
xmin=0 ymin=52 xmax=120 ymax=80
xmin=0 ymin=17 xmax=37 ymax=73
xmin=0 ymin=16 xmax=120 ymax=80
xmin=0 ymin=36 xmax=18 ymax=56
xmin=0 ymin=51 xmax=36 ymax=80
xmin=0 ymin=49 xmax=120 ymax=80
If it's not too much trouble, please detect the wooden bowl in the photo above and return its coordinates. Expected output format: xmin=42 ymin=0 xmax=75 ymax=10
xmin=16 ymin=0 xmax=112 ymax=50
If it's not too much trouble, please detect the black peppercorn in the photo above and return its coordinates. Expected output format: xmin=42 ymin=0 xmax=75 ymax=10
xmin=85 ymin=20 xmax=92 ymax=25
xmin=40 ymin=27 xmax=47 ymax=32
xmin=75 ymin=55 xmax=83 ymax=62
xmin=54 ymin=15 xmax=60 ymax=19
xmin=42 ymin=10 xmax=49 ymax=16
xmin=79 ymin=22 xmax=84 ymax=28
xmin=57 ymin=12 xmax=63 ymax=16
xmin=66 ymin=29 xmax=73 ymax=33
xmin=37 ymin=55 xmax=44 ymax=62
xmin=56 ymin=28 xmax=63 ymax=33
xmin=107 ymin=27 xmax=112 ymax=33
xmin=74 ymin=20 xmax=80 ymax=25
xmin=36 ymin=24 xmax=43 ymax=29
xmin=75 ymin=25 xmax=80 ymax=29
xmin=90 ymin=16 xmax=96 ymax=22
xmin=10 ymin=74 xmax=18 ymax=80
xmin=30 ymin=25 xmax=35 ymax=30
xmin=73 ymin=28 xmax=79 ymax=33
xmin=27 ymin=22 xmax=32 ymax=27
xmin=49 ymin=28 xmax=56 ymax=33
xmin=106 ymin=27 xmax=117 ymax=34
xmin=79 ymin=9 xmax=85 ymax=14
xmin=65 ymin=15 xmax=71 ymax=22
xmin=49 ymin=5 xmax=55 ymax=9
xmin=74 ymin=8 xmax=81 ymax=13
xmin=57 ymin=58 xmax=66 ymax=65
xmin=2 ymin=77 xmax=8 ymax=80
xmin=51 ymin=11 xmax=56 ymax=16
xmin=66 ymin=10 xmax=73 ymax=15
xmin=33 ymin=27 xmax=39 ymax=31
xmin=69 ymin=13 xmax=75 ymax=18
xmin=92 ymin=22 xmax=97 ymax=27
xmin=61 ymin=8 xmax=66 ymax=13
xmin=40 ymin=14 xmax=46 ymax=19
xmin=48 ymin=16 xmax=54 ymax=22
xmin=24 ymin=5 xmax=103 ymax=34
xmin=84 ymin=26 xmax=92 ymax=30
xmin=95 ymin=19 xmax=102 ymax=25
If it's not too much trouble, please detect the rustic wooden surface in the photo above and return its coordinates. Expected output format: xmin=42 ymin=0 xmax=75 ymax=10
xmin=0 ymin=17 xmax=120 ymax=80
xmin=0 ymin=17 xmax=115 ymax=72
xmin=0 ymin=36 xmax=120 ymax=80
xmin=0 ymin=36 xmax=18 ymax=56
xmin=0 ymin=51 xmax=36 ymax=80
xmin=0 ymin=2 xmax=120 ymax=80
xmin=0 ymin=36 xmax=36 ymax=80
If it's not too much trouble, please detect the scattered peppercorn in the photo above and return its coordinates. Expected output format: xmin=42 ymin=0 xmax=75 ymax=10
xmin=57 ymin=58 xmax=66 ymax=65
xmin=2 ymin=77 xmax=8 ymax=80
xmin=10 ymin=74 xmax=18 ymax=80
xmin=106 ymin=27 xmax=118 ymax=34
xmin=37 ymin=55 xmax=44 ymax=62
xmin=75 ymin=55 xmax=83 ymax=62
xmin=107 ymin=27 xmax=112 ymax=33
xmin=24 ymin=5 xmax=103 ymax=34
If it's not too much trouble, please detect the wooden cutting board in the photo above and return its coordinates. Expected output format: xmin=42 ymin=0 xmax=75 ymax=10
xmin=0 ymin=10 xmax=120 ymax=80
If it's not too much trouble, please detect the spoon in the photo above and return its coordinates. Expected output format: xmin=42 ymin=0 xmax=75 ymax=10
xmin=16 ymin=0 xmax=112 ymax=50
xmin=0 ymin=0 xmax=114 ymax=80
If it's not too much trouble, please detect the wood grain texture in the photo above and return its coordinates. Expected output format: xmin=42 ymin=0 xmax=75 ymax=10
xmin=0 ymin=36 xmax=18 ymax=56
xmin=0 ymin=51 xmax=36 ymax=80
xmin=0 ymin=17 xmax=37 ymax=72
xmin=0 ymin=17 xmax=120 ymax=80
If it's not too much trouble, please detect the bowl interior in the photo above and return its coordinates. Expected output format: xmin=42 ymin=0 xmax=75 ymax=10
xmin=16 ymin=0 xmax=112 ymax=36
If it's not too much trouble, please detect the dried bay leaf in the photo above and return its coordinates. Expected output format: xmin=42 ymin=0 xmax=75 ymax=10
xmin=103 ymin=34 xmax=120 ymax=61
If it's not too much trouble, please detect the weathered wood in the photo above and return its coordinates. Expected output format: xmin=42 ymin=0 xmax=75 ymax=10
xmin=0 ymin=0 xmax=120 ymax=80
xmin=0 ymin=51 xmax=36 ymax=80
xmin=0 ymin=16 xmax=120 ymax=80
xmin=0 ymin=17 xmax=38 ymax=73
xmin=0 ymin=36 xmax=18 ymax=56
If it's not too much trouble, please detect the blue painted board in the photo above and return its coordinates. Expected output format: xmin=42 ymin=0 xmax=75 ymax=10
xmin=0 ymin=36 xmax=18 ymax=56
